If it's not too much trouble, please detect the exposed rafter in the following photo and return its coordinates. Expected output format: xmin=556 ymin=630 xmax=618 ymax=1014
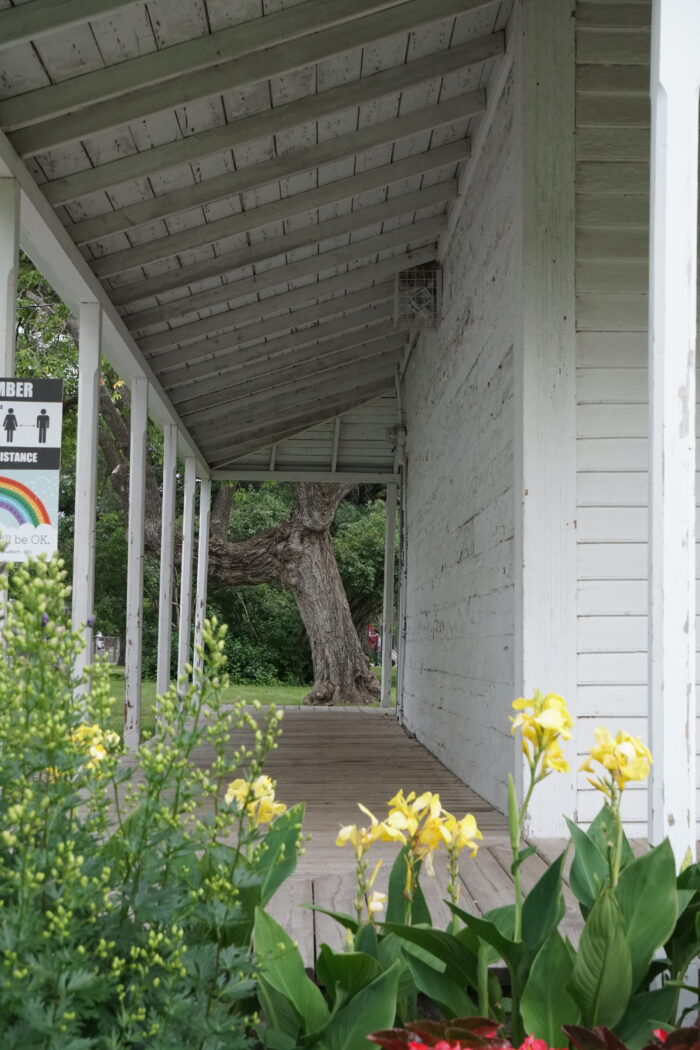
xmin=193 ymin=357 xmax=401 ymax=445
xmin=140 ymin=246 xmax=437 ymax=356
xmin=0 ymin=0 xmax=406 ymax=124
xmin=157 ymin=285 xmax=396 ymax=385
xmin=166 ymin=309 xmax=396 ymax=404
xmin=207 ymin=380 xmax=398 ymax=467
xmin=9 ymin=4 xmax=499 ymax=157
xmin=176 ymin=329 xmax=402 ymax=418
xmin=44 ymin=85 xmax=481 ymax=208
xmin=99 ymin=174 xmax=456 ymax=284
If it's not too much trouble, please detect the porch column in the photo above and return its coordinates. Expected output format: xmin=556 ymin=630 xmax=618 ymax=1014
xmin=72 ymin=301 xmax=102 ymax=686
xmin=124 ymin=376 xmax=148 ymax=751
xmin=156 ymin=423 xmax=177 ymax=700
xmin=177 ymin=455 xmax=196 ymax=687
xmin=0 ymin=177 xmax=19 ymax=374
xmin=647 ymin=0 xmax=700 ymax=859
xmin=381 ymin=482 xmax=398 ymax=708
xmin=193 ymin=477 xmax=211 ymax=678
xmin=513 ymin=0 xmax=577 ymax=835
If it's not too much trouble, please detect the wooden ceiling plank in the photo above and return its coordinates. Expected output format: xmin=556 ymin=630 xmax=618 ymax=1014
xmin=41 ymin=73 xmax=483 ymax=207
xmin=180 ymin=339 xmax=405 ymax=425
xmin=140 ymin=244 xmax=438 ymax=355
xmin=204 ymin=378 xmax=398 ymax=464
xmin=0 ymin=0 xmax=406 ymax=127
xmin=127 ymin=214 xmax=445 ymax=335
xmin=166 ymin=309 xmax=396 ymax=404
xmin=174 ymin=327 xmax=400 ymax=415
xmin=194 ymin=358 xmax=401 ymax=444
xmin=156 ymin=285 xmax=395 ymax=382
xmin=69 ymin=124 xmax=471 ymax=248
xmin=11 ymin=24 xmax=500 ymax=159
xmin=0 ymin=0 xmax=143 ymax=51
xmin=95 ymin=139 xmax=467 ymax=282
xmin=121 ymin=192 xmax=451 ymax=327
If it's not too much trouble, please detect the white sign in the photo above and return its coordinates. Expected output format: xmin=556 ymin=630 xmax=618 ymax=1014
xmin=0 ymin=378 xmax=63 ymax=562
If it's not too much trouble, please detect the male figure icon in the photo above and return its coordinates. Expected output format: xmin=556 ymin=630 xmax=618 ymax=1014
xmin=37 ymin=408 xmax=50 ymax=444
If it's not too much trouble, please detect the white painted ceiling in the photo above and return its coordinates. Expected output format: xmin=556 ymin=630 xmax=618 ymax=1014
xmin=0 ymin=0 xmax=510 ymax=477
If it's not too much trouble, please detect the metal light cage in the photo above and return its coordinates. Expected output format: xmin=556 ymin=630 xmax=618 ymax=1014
xmin=394 ymin=261 xmax=443 ymax=330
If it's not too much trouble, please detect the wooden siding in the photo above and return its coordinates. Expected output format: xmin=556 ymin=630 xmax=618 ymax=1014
xmin=400 ymin=70 xmax=515 ymax=816
xmin=574 ymin=0 xmax=700 ymax=832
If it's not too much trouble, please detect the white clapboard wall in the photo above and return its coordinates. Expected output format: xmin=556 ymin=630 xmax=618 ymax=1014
xmin=575 ymin=0 xmax=700 ymax=833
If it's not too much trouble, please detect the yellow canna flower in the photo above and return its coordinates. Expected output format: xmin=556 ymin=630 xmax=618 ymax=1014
xmin=225 ymin=774 xmax=286 ymax=825
xmin=336 ymin=804 xmax=405 ymax=854
xmin=440 ymin=812 xmax=483 ymax=857
xmin=511 ymin=691 xmax=572 ymax=775
xmin=71 ymin=723 xmax=119 ymax=770
xmin=580 ymin=727 xmax=652 ymax=795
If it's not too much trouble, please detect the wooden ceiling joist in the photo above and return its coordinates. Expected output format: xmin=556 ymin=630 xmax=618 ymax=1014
xmin=97 ymin=141 xmax=468 ymax=291
xmin=0 ymin=0 xmax=141 ymax=51
xmin=181 ymin=338 xmax=405 ymax=426
xmin=204 ymin=378 xmax=398 ymax=465
xmin=166 ymin=308 xmax=396 ymax=403
xmin=157 ymin=285 xmax=396 ymax=384
xmin=194 ymin=357 xmax=401 ymax=445
xmin=140 ymin=245 xmax=438 ymax=357
xmin=44 ymin=74 xmax=483 ymax=209
xmin=175 ymin=328 xmax=401 ymax=417
xmin=0 ymin=0 xmax=407 ymax=127
xmin=9 ymin=1 xmax=499 ymax=157
xmin=126 ymin=213 xmax=445 ymax=337
xmin=99 ymin=170 xmax=459 ymax=284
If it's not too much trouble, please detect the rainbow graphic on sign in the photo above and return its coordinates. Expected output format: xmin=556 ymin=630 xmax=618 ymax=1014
xmin=0 ymin=474 xmax=51 ymax=527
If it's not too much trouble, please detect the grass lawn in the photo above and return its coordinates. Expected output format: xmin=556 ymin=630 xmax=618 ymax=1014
xmin=105 ymin=664 xmax=397 ymax=742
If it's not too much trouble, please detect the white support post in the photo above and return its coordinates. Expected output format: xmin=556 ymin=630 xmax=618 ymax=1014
xmin=177 ymin=456 xmax=196 ymax=688
xmin=0 ymin=177 xmax=19 ymax=376
xmin=647 ymin=0 xmax=700 ymax=860
xmin=381 ymin=482 xmax=398 ymax=708
xmin=72 ymin=301 xmax=102 ymax=688
xmin=193 ymin=478 xmax=212 ymax=678
xmin=156 ymin=423 xmax=177 ymax=700
xmin=513 ymin=0 xmax=577 ymax=835
xmin=124 ymin=376 xmax=148 ymax=751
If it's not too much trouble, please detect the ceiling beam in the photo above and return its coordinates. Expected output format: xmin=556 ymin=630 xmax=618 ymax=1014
xmin=177 ymin=331 xmax=403 ymax=418
xmin=127 ymin=214 xmax=444 ymax=336
xmin=207 ymin=380 xmax=397 ymax=466
xmin=167 ymin=310 xmax=396 ymax=404
xmin=123 ymin=202 xmax=450 ymax=331
xmin=140 ymin=244 xmax=437 ymax=355
xmin=98 ymin=141 xmax=467 ymax=286
xmin=69 ymin=120 xmax=471 ymax=248
xmin=0 ymin=0 xmax=406 ymax=125
xmin=100 ymin=172 xmax=456 ymax=284
xmin=193 ymin=357 xmax=400 ymax=444
xmin=156 ymin=284 xmax=395 ymax=384
xmin=9 ymin=4 xmax=499 ymax=157
xmin=42 ymin=74 xmax=482 ymax=207
xmin=0 ymin=0 xmax=142 ymax=51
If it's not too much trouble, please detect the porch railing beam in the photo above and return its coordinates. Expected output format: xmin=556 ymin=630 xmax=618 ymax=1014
xmin=72 ymin=300 xmax=102 ymax=687
xmin=177 ymin=457 xmax=197 ymax=688
xmin=647 ymin=0 xmax=700 ymax=860
xmin=124 ymin=376 xmax=148 ymax=751
xmin=156 ymin=423 xmax=177 ymax=701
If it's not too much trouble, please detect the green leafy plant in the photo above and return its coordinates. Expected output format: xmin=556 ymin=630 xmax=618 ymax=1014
xmin=0 ymin=555 xmax=303 ymax=1049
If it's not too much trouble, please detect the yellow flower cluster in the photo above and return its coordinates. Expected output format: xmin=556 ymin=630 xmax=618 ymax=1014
xmin=224 ymin=774 xmax=286 ymax=826
xmin=71 ymin=723 xmax=119 ymax=770
xmin=510 ymin=691 xmax=572 ymax=774
xmin=580 ymin=727 xmax=652 ymax=796
xmin=337 ymin=791 xmax=482 ymax=876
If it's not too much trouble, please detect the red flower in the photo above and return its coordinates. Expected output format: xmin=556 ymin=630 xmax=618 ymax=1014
xmin=653 ymin=1031 xmax=668 ymax=1044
